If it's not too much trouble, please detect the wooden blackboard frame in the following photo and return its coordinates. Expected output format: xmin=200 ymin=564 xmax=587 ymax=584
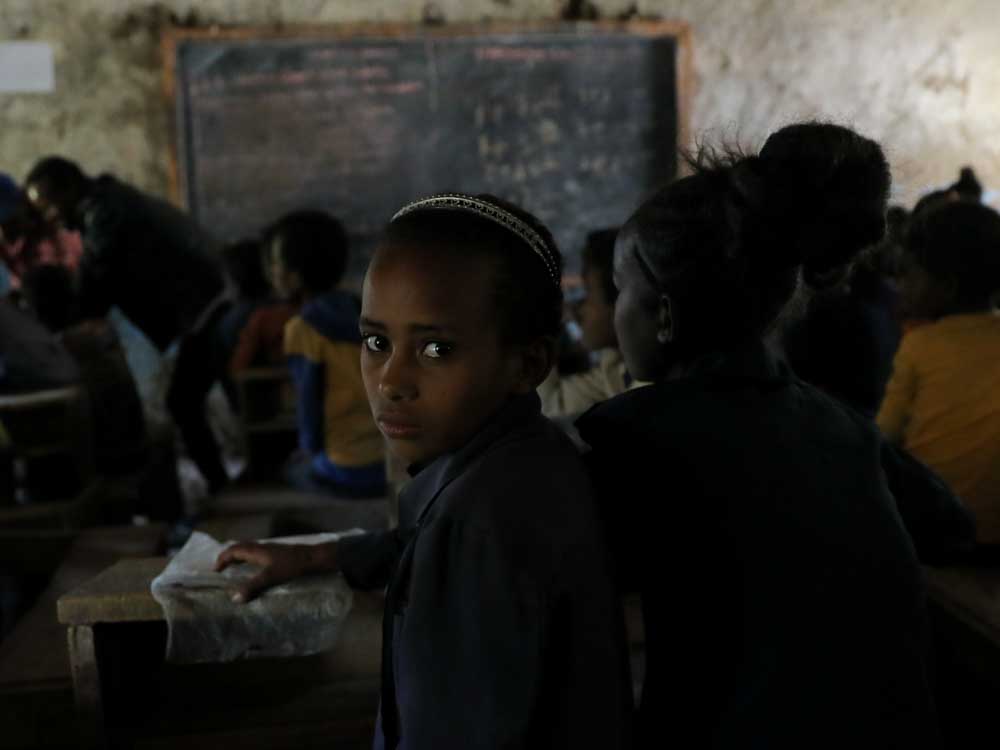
xmin=161 ymin=20 xmax=693 ymax=211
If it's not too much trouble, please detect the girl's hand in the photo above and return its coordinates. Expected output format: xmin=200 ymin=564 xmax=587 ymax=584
xmin=214 ymin=542 xmax=333 ymax=603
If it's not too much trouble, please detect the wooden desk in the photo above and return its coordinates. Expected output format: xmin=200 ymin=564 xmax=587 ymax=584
xmin=0 ymin=385 xmax=92 ymax=479
xmin=923 ymin=565 xmax=1000 ymax=745
xmin=924 ymin=565 xmax=1000 ymax=645
xmin=923 ymin=564 xmax=1000 ymax=683
xmin=57 ymin=556 xmax=383 ymax=749
xmin=1 ymin=385 xmax=97 ymax=523
xmin=0 ymin=524 xmax=166 ymax=749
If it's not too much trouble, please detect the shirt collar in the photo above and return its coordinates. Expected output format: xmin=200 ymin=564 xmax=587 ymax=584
xmin=398 ymin=392 xmax=542 ymax=529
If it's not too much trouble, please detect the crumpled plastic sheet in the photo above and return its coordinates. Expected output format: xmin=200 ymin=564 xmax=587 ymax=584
xmin=151 ymin=529 xmax=361 ymax=663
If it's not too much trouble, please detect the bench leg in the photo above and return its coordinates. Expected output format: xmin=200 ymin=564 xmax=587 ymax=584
xmin=68 ymin=624 xmax=106 ymax=748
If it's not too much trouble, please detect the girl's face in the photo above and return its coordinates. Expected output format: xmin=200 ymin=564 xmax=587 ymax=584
xmin=360 ymin=242 xmax=545 ymax=467
xmin=612 ymin=226 xmax=673 ymax=382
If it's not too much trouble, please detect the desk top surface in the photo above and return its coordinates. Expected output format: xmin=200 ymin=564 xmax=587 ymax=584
xmin=0 ymin=386 xmax=81 ymax=410
xmin=924 ymin=565 xmax=1000 ymax=642
xmin=57 ymin=554 xmax=388 ymax=627
xmin=57 ymin=556 xmax=167 ymax=626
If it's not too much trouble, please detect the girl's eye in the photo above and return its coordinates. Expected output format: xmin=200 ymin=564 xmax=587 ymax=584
xmin=421 ymin=342 xmax=452 ymax=359
xmin=363 ymin=334 xmax=389 ymax=353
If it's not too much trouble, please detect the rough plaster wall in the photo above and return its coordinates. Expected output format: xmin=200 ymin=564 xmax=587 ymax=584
xmin=1 ymin=0 xmax=998 ymax=206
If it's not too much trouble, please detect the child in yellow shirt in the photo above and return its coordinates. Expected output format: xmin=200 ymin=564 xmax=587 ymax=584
xmin=270 ymin=211 xmax=385 ymax=497
xmin=878 ymin=201 xmax=1000 ymax=542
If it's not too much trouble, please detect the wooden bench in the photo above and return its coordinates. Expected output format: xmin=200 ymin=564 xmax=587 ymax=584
xmin=57 ymin=552 xmax=383 ymax=748
xmin=0 ymin=386 xmax=95 ymax=504
xmin=0 ymin=479 xmax=105 ymax=532
xmin=922 ymin=565 xmax=1000 ymax=745
xmin=0 ymin=523 xmax=166 ymax=750
xmin=0 ymin=386 xmax=108 ymax=540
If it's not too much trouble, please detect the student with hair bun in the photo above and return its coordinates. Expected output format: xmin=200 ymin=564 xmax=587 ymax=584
xmin=578 ymin=123 xmax=939 ymax=746
xmin=879 ymin=201 xmax=1000 ymax=546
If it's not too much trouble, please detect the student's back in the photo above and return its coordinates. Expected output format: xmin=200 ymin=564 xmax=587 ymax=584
xmin=285 ymin=289 xmax=384 ymax=471
xmin=579 ymin=122 xmax=938 ymax=746
xmin=581 ymin=342 xmax=934 ymax=745
xmin=880 ymin=313 xmax=1000 ymax=540
xmin=266 ymin=210 xmax=385 ymax=495
xmin=77 ymin=175 xmax=222 ymax=351
xmin=783 ymin=266 xmax=901 ymax=417
xmin=879 ymin=202 xmax=1000 ymax=543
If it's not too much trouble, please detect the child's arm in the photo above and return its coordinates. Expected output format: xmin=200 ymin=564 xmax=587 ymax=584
xmin=288 ymin=355 xmax=325 ymax=453
xmin=216 ymin=528 xmax=410 ymax=602
xmin=876 ymin=336 xmax=919 ymax=443
xmin=215 ymin=541 xmax=338 ymax=602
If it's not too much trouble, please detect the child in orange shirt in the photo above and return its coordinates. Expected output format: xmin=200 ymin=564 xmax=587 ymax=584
xmin=228 ymin=217 xmax=309 ymax=374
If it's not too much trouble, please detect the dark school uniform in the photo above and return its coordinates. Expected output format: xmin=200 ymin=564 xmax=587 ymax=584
xmin=782 ymin=269 xmax=902 ymax=418
xmin=337 ymin=392 xmax=631 ymax=749
xmin=75 ymin=174 xmax=227 ymax=491
xmin=577 ymin=340 xmax=940 ymax=748
xmin=75 ymin=174 xmax=222 ymax=352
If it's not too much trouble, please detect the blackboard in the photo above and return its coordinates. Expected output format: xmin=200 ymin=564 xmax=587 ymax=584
xmin=164 ymin=22 xmax=691 ymax=276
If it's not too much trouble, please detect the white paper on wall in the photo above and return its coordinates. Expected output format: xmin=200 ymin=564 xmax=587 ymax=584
xmin=0 ymin=42 xmax=54 ymax=93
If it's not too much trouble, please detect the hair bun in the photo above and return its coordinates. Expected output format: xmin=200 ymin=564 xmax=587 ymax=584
xmin=755 ymin=123 xmax=891 ymax=284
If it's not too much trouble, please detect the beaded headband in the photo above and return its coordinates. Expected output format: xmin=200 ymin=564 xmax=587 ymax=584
xmin=390 ymin=193 xmax=561 ymax=286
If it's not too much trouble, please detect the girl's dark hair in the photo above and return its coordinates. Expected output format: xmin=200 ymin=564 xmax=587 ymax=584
xmin=582 ymin=228 xmax=619 ymax=304
xmin=25 ymin=156 xmax=87 ymax=195
xmin=627 ymin=122 xmax=890 ymax=349
xmin=222 ymin=238 xmax=270 ymax=300
xmin=384 ymin=194 xmax=563 ymax=344
xmin=907 ymin=201 xmax=1000 ymax=309
xmin=911 ymin=189 xmax=955 ymax=219
xmin=265 ymin=210 xmax=349 ymax=294
xmin=950 ymin=166 xmax=983 ymax=202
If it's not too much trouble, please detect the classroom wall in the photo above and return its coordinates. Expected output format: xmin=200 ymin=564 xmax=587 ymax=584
xmin=1 ymin=0 xmax=998 ymax=208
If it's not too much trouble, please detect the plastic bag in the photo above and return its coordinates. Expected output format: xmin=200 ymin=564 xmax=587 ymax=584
xmin=151 ymin=529 xmax=359 ymax=663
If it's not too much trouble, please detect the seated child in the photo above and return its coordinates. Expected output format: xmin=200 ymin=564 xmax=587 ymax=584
xmin=878 ymin=201 xmax=1000 ymax=544
xmin=229 ymin=226 xmax=302 ymax=374
xmin=578 ymin=123 xmax=938 ymax=745
xmin=273 ymin=210 xmax=385 ymax=497
xmin=782 ymin=247 xmax=901 ymax=418
xmin=217 ymin=239 xmax=272 ymax=360
xmin=216 ymin=193 xmax=631 ymax=748
xmin=538 ymin=228 xmax=632 ymax=419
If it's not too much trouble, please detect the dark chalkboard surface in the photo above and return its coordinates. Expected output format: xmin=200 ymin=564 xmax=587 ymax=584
xmin=164 ymin=22 xmax=691 ymax=274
